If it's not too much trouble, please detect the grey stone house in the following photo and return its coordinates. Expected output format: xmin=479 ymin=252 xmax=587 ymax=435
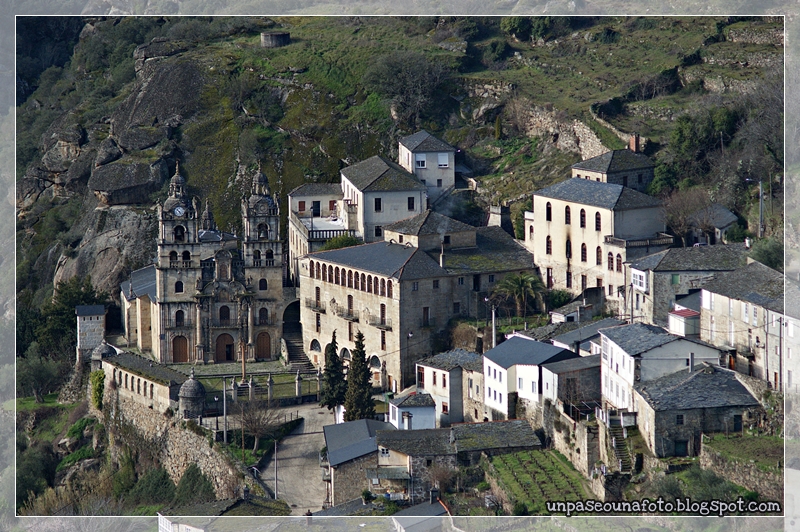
xmin=633 ymin=363 xmax=762 ymax=457
xmin=628 ymin=244 xmax=748 ymax=326
xmin=570 ymin=137 xmax=655 ymax=193
xmin=687 ymin=202 xmax=739 ymax=245
xmin=415 ymin=348 xmax=483 ymax=427
xmin=550 ymin=317 xmax=624 ymax=356
xmin=540 ymin=354 xmax=602 ymax=413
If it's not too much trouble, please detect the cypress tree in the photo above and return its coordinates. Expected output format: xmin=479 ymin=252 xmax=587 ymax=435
xmin=342 ymin=331 xmax=375 ymax=421
xmin=320 ymin=330 xmax=346 ymax=410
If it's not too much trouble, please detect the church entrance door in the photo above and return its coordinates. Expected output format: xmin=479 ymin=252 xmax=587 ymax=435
xmin=256 ymin=332 xmax=271 ymax=359
xmin=216 ymin=333 xmax=235 ymax=362
xmin=173 ymin=336 xmax=188 ymax=363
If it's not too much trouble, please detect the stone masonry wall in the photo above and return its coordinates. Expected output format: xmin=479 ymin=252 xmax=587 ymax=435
xmin=331 ymin=452 xmax=376 ymax=506
xmin=699 ymin=444 xmax=783 ymax=502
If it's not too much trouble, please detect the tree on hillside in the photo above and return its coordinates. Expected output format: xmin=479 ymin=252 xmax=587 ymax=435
xmin=16 ymin=342 xmax=64 ymax=403
xmin=491 ymin=273 xmax=545 ymax=318
xmin=343 ymin=331 xmax=375 ymax=422
xmin=320 ymin=331 xmax=347 ymax=411
xmin=35 ymin=276 xmax=107 ymax=357
xmin=239 ymin=400 xmax=282 ymax=453
xmin=663 ymin=188 xmax=712 ymax=247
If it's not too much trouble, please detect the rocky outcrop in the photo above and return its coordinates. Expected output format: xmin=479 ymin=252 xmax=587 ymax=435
xmin=88 ymin=158 xmax=169 ymax=206
xmin=513 ymin=100 xmax=608 ymax=160
xmin=726 ymin=26 xmax=784 ymax=46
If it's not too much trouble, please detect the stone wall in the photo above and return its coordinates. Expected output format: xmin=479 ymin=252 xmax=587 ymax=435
xmin=515 ymin=103 xmax=608 ymax=161
xmin=410 ymin=454 xmax=458 ymax=501
xmin=540 ymin=400 xmax=599 ymax=478
xmin=331 ymin=452 xmax=376 ymax=506
xmin=726 ymin=26 xmax=784 ymax=46
xmin=699 ymin=444 xmax=783 ymax=501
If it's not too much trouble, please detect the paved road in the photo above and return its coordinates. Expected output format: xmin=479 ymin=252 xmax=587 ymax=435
xmin=259 ymin=402 xmax=336 ymax=515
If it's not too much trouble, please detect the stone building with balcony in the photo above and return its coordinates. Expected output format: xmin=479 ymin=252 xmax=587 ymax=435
xmin=523 ymin=178 xmax=671 ymax=312
xmin=120 ymin=163 xmax=285 ymax=364
xmin=298 ymin=210 xmax=535 ymax=392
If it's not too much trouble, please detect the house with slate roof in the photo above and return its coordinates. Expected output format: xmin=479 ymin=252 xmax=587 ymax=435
xmin=633 ymin=363 xmax=762 ymax=457
xmin=540 ymin=355 xmax=602 ymax=411
xmin=482 ymin=336 xmax=578 ymax=420
xmin=550 ymin=317 xmax=624 ymax=356
xmin=101 ymin=350 xmax=189 ymax=413
xmin=321 ymin=419 xmax=395 ymax=506
xmin=524 ymin=178 xmax=672 ymax=313
xmin=570 ymin=136 xmax=654 ymax=193
xmin=397 ymin=130 xmax=456 ymax=202
xmin=687 ymin=202 xmax=739 ymax=245
xmin=388 ymin=392 xmax=437 ymax=430
xmin=299 ymin=211 xmax=535 ymax=392
xmin=599 ymin=323 xmax=721 ymax=414
xmin=415 ymin=349 xmax=484 ymax=426
xmin=700 ymin=260 xmax=787 ymax=389
xmin=628 ymin=244 xmax=748 ymax=327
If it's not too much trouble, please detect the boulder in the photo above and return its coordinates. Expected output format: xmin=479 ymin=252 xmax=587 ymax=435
xmin=88 ymin=158 xmax=169 ymax=206
xmin=95 ymin=137 xmax=123 ymax=167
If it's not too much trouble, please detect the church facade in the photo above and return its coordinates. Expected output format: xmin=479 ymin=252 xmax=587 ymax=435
xmin=121 ymin=163 xmax=285 ymax=364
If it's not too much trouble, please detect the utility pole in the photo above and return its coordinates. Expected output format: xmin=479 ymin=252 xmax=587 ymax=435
xmin=759 ymin=177 xmax=764 ymax=238
xmin=274 ymin=439 xmax=278 ymax=500
xmin=223 ymin=377 xmax=228 ymax=444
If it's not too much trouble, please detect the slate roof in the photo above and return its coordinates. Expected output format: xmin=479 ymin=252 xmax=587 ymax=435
xmin=571 ymin=149 xmax=654 ymax=173
xmin=312 ymin=497 xmax=379 ymax=516
xmin=341 ymin=156 xmax=426 ymax=193
xmin=671 ymin=308 xmax=700 ymax=318
xmin=451 ymin=420 xmax=539 ymax=452
xmin=701 ymin=261 xmax=784 ymax=313
xmin=599 ymin=323 xmax=677 ymax=356
xmin=432 ymin=226 xmax=533 ymax=275
xmin=324 ymin=419 xmax=395 ymax=466
xmin=483 ymin=337 xmax=577 ymax=369
xmin=511 ymin=322 xmax=584 ymax=342
xmin=76 ymin=305 xmax=105 ymax=316
xmin=417 ymin=349 xmax=482 ymax=372
xmin=787 ymin=279 xmax=800 ymax=320
xmin=392 ymin=503 xmax=448 ymax=521
xmin=675 ymin=290 xmax=702 ymax=312
xmin=288 ymin=182 xmax=343 ymax=197
xmin=384 ymin=210 xmax=474 ymax=237
xmin=534 ymin=178 xmax=662 ymax=210
xmin=634 ymin=364 xmax=760 ymax=411
xmin=688 ymin=203 xmax=738 ymax=229
xmin=399 ymin=130 xmax=455 ymax=153
xmin=391 ymin=392 xmax=437 ymax=408
xmin=120 ymin=264 xmax=157 ymax=302
xmin=377 ymin=428 xmax=454 ymax=456
xmin=629 ymin=244 xmax=747 ymax=272
xmin=309 ymin=241 xmax=439 ymax=280
xmin=552 ymin=318 xmax=625 ymax=348
xmin=541 ymin=354 xmax=602 ymax=374
xmin=104 ymin=351 xmax=187 ymax=386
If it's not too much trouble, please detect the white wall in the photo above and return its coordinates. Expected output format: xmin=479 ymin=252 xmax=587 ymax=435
xmin=515 ymin=364 xmax=541 ymax=402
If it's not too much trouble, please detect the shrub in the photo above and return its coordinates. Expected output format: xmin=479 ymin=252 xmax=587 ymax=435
xmin=66 ymin=417 xmax=96 ymax=439
xmin=512 ymin=501 xmax=529 ymax=515
xmin=112 ymin=448 xmax=137 ymax=498
xmin=56 ymin=445 xmax=95 ymax=472
xmin=90 ymin=370 xmax=105 ymax=410
xmin=173 ymin=463 xmax=216 ymax=507
xmin=129 ymin=467 xmax=176 ymax=505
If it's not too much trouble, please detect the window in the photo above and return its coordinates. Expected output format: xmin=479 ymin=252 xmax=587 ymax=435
xmin=546 ymin=236 xmax=552 ymax=255
xmin=442 ymin=402 xmax=449 ymax=414
xmin=671 ymin=274 xmax=680 ymax=285
xmin=173 ymin=226 xmax=185 ymax=242
xmin=412 ymin=282 xmax=419 ymax=291
xmin=348 ymin=321 xmax=354 ymax=341
xmin=581 ymin=244 xmax=587 ymax=262
xmin=597 ymin=278 xmax=603 ymax=288
xmin=259 ymin=278 xmax=267 ymax=290
xmin=566 ymin=239 xmax=572 ymax=258
xmin=566 ymin=272 xmax=572 ymax=288
xmin=381 ymin=330 xmax=386 ymax=350
xmin=518 ymin=377 xmax=523 ymax=390
xmin=608 ymin=252 xmax=614 ymax=271
xmin=381 ymin=447 xmax=390 ymax=456
xmin=638 ymin=174 xmax=643 ymax=184
xmin=744 ymin=303 xmax=750 ymax=324
xmin=458 ymin=277 xmax=464 ymax=285
xmin=616 ymin=255 xmax=622 ymax=272
xmin=596 ymin=247 xmax=602 ymax=265
xmin=632 ymin=271 xmax=646 ymax=291
xmin=437 ymin=179 xmax=442 ymax=188
xmin=433 ymin=280 xmax=440 ymax=289
xmin=375 ymin=226 xmax=382 ymax=237
xmin=433 ymin=372 xmax=437 ymax=386
xmin=676 ymin=414 xmax=684 ymax=425
xmin=374 ymin=198 xmax=382 ymax=212
xmin=316 ymin=312 xmax=321 ymax=333
xmin=175 ymin=310 xmax=184 ymax=327
xmin=580 ymin=209 xmax=586 ymax=228
xmin=609 ymin=285 xmax=614 ymax=296
xmin=182 ymin=250 xmax=190 ymax=261
xmin=489 ymin=274 xmax=495 ymax=283
xmin=453 ymin=302 xmax=461 ymax=314
xmin=499 ymin=393 xmax=503 ymax=403
xmin=565 ymin=206 xmax=571 ymax=225
xmin=418 ymin=367 xmax=425 ymax=388
xmin=546 ymin=268 xmax=554 ymax=289
xmin=329 ymin=200 xmax=336 ymax=212
xmin=753 ymin=307 xmax=758 ymax=326
xmin=415 ymin=154 xmax=426 ymax=168
xmin=298 ymin=201 xmax=306 ymax=212
xmin=581 ymin=275 xmax=587 ymax=291
xmin=442 ymin=374 xmax=447 ymax=388
xmin=408 ymin=196 xmax=415 ymax=210
xmin=399 ymin=235 xmax=403 ymax=243
xmin=175 ymin=281 xmax=183 ymax=293
xmin=595 ymin=212 xmax=601 ymax=231
xmin=532 ymin=382 xmax=536 ymax=393
xmin=438 ymin=153 xmax=449 ymax=167
xmin=546 ymin=202 xmax=552 ymax=221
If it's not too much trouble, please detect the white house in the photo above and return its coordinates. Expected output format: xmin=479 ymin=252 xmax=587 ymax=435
xmin=599 ymin=322 xmax=721 ymax=413
xmin=387 ymin=392 xmax=436 ymax=431
xmin=415 ymin=349 xmax=482 ymax=427
xmin=397 ymin=130 xmax=456 ymax=203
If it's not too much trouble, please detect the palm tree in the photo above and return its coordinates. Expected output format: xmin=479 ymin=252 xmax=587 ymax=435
xmin=491 ymin=273 xmax=546 ymax=318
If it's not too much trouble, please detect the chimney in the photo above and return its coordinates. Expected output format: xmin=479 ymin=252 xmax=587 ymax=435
xmin=689 ymin=352 xmax=694 ymax=372
xmin=629 ymin=133 xmax=640 ymax=153
xmin=573 ymin=340 xmax=581 ymax=356
xmin=430 ymin=488 xmax=440 ymax=504
xmin=440 ymin=242 xmax=445 ymax=268
xmin=402 ymin=411 xmax=413 ymax=430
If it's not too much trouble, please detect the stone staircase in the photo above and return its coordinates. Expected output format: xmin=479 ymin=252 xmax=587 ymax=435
xmin=609 ymin=425 xmax=632 ymax=473
xmin=283 ymin=330 xmax=314 ymax=372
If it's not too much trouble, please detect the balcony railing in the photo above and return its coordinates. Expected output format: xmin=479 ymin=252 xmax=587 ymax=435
xmin=335 ymin=307 xmax=359 ymax=321
xmin=368 ymin=316 xmax=392 ymax=330
xmin=169 ymin=260 xmax=192 ymax=268
xmin=604 ymin=233 xmax=674 ymax=248
xmin=305 ymin=298 xmax=326 ymax=313
xmin=252 ymin=259 xmax=275 ymax=267
xmin=166 ymin=318 xmax=193 ymax=329
xmin=420 ymin=317 xmax=437 ymax=328
xmin=211 ymin=318 xmax=237 ymax=328
xmin=257 ymin=317 xmax=275 ymax=326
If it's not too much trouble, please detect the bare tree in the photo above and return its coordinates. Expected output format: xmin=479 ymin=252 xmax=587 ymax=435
xmin=239 ymin=400 xmax=282 ymax=453
xmin=427 ymin=463 xmax=455 ymax=492
xmin=663 ymin=188 xmax=711 ymax=247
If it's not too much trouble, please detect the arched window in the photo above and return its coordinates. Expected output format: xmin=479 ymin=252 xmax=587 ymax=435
xmin=254 ymin=249 xmax=261 ymax=265
xmin=335 ymin=267 xmax=340 ymax=285
xmin=175 ymin=309 xmax=185 ymax=327
xmin=328 ymin=265 xmax=333 ymax=283
xmin=348 ymin=270 xmax=353 ymax=288
xmin=595 ymin=212 xmax=602 ymax=232
xmin=596 ymin=247 xmax=602 ymax=265
xmin=580 ymin=209 xmax=586 ymax=228
xmin=309 ymin=260 xmax=315 ymax=279
xmin=581 ymin=244 xmax=587 ymax=262
xmin=220 ymin=305 xmax=230 ymax=325
xmin=137 ymin=378 xmax=141 ymax=395
xmin=150 ymin=383 xmax=154 ymax=399
xmin=173 ymin=226 xmax=185 ymax=242
xmin=566 ymin=240 xmax=572 ymax=258
xmin=259 ymin=307 xmax=269 ymax=325
xmin=546 ymin=236 xmax=552 ymax=255
xmin=608 ymin=252 xmax=614 ymax=271
xmin=310 ymin=339 xmax=321 ymax=352
xmin=361 ymin=273 xmax=366 ymax=291
xmin=219 ymin=263 xmax=228 ymax=279
xmin=175 ymin=281 xmax=183 ymax=293
xmin=355 ymin=272 xmax=360 ymax=290
xmin=316 ymin=262 xmax=321 ymax=280
xmin=259 ymin=278 xmax=267 ymax=290
xmin=565 ymin=206 xmax=571 ymax=225
xmin=258 ymin=223 xmax=268 ymax=239
xmin=380 ymin=279 xmax=386 ymax=296
xmin=125 ymin=374 xmax=128 ymax=389
xmin=545 ymin=202 xmax=552 ymax=222
xmin=528 ymin=225 xmax=534 ymax=240
xmin=616 ymin=254 xmax=622 ymax=272
xmin=169 ymin=251 xmax=178 ymax=262
xmin=373 ymin=277 xmax=379 ymax=294
xmin=322 ymin=264 xmax=328 ymax=282
xmin=182 ymin=250 xmax=190 ymax=261
xmin=367 ymin=275 xmax=373 ymax=293
xmin=387 ymin=280 xmax=393 ymax=298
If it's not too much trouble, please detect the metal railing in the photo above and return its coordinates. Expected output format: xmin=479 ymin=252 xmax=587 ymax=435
xmin=166 ymin=318 xmax=193 ymax=329
xmin=304 ymin=298 xmax=326 ymax=313
xmin=211 ymin=318 xmax=237 ymax=328
xmin=335 ymin=307 xmax=359 ymax=321
xmin=367 ymin=316 xmax=392 ymax=330
xmin=604 ymin=233 xmax=674 ymax=248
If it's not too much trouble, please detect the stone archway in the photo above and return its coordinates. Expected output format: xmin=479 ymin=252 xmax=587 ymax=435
xmin=256 ymin=332 xmax=271 ymax=359
xmin=172 ymin=335 xmax=189 ymax=363
xmin=215 ymin=333 xmax=235 ymax=362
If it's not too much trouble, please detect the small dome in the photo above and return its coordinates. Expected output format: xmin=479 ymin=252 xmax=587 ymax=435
xmin=91 ymin=341 xmax=116 ymax=360
xmin=179 ymin=368 xmax=206 ymax=399
xmin=170 ymin=161 xmax=186 ymax=186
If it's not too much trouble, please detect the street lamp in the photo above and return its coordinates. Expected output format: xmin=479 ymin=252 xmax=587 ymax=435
xmin=484 ymin=297 xmax=497 ymax=348
xmin=214 ymin=396 xmax=219 ymax=431
xmin=405 ymin=331 xmax=413 ymax=393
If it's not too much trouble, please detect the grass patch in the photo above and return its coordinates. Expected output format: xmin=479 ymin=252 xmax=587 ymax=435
xmin=704 ymin=433 xmax=783 ymax=473
xmin=66 ymin=417 xmax=96 ymax=439
xmin=131 ymin=504 xmax=164 ymax=516
xmin=14 ymin=393 xmax=61 ymax=411
xmin=56 ymin=445 xmax=96 ymax=472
